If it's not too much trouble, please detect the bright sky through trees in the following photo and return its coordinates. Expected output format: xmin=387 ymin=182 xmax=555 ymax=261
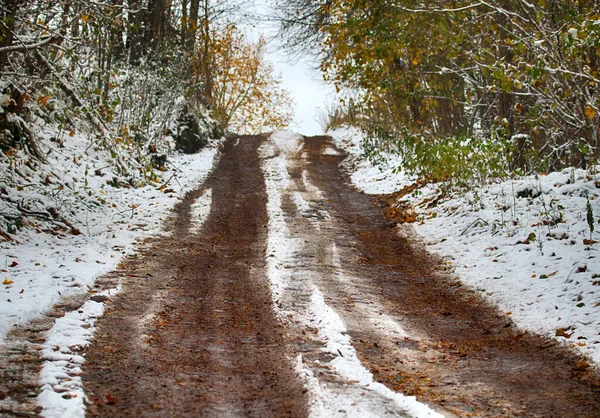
xmin=245 ymin=0 xmax=335 ymax=135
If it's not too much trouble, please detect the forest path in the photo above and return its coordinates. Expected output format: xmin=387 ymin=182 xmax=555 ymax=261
xmin=82 ymin=136 xmax=308 ymax=417
xmin=287 ymin=135 xmax=600 ymax=417
xmin=80 ymin=133 xmax=600 ymax=417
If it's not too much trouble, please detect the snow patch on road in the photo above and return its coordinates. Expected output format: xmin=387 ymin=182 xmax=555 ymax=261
xmin=271 ymin=130 xmax=304 ymax=154
xmin=37 ymin=287 xmax=120 ymax=418
xmin=309 ymin=284 xmax=439 ymax=417
xmin=262 ymin=131 xmax=441 ymax=417
xmin=323 ymin=146 xmax=342 ymax=156
xmin=302 ymin=170 xmax=324 ymax=199
xmin=190 ymin=188 xmax=212 ymax=234
xmin=260 ymin=142 xmax=300 ymax=301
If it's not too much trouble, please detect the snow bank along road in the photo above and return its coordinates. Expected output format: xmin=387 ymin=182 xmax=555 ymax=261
xmin=4 ymin=133 xmax=600 ymax=417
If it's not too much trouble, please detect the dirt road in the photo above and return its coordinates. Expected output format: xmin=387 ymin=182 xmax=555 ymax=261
xmin=77 ymin=133 xmax=600 ymax=416
xmin=83 ymin=136 xmax=307 ymax=417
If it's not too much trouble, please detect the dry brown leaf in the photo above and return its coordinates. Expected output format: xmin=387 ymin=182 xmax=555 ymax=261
xmin=37 ymin=94 xmax=53 ymax=106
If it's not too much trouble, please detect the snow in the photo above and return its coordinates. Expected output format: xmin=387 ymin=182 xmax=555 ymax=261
xmin=0 ymin=121 xmax=221 ymax=416
xmin=270 ymin=129 xmax=304 ymax=153
xmin=261 ymin=131 xmax=442 ymax=417
xmin=330 ymin=127 xmax=411 ymax=195
xmin=330 ymin=126 xmax=600 ymax=366
xmin=0 ymin=94 xmax=11 ymax=112
xmin=190 ymin=188 xmax=212 ymax=234
xmin=37 ymin=287 xmax=118 ymax=418
xmin=1 ymin=129 xmax=220 ymax=342
xmin=568 ymin=27 xmax=579 ymax=39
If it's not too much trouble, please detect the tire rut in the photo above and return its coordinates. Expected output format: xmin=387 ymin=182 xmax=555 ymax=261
xmin=300 ymin=135 xmax=600 ymax=417
xmin=82 ymin=136 xmax=308 ymax=417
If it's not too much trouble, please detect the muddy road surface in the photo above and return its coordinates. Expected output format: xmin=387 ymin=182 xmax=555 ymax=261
xmin=82 ymin=136 xmax=308 ymax=417
xmin=34 ymin=133 xmax=600 ymax=416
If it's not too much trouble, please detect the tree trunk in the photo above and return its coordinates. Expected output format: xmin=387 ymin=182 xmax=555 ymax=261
xmin=181 ymin=0 xmax=189 ymax=47
xmin=0 ymin=0 xmax=19 ymax=68
xmin=202 ymin=0 xmax=212 ymax=103
xmin=188 ymin=0 xmax=200 ymax=49
xmin=145 ymin=0 xmax=167 ymax=50
xmin=128 ymin=0 xmax=144 ymax=65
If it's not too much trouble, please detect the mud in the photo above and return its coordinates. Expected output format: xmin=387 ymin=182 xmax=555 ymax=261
xmin=82 ymin=136 xmax=308 ymax=417
xmin=301 ymin=135 xmax=600 ymax=417
xmin=3 ymin=133 xmax=600 ymax=418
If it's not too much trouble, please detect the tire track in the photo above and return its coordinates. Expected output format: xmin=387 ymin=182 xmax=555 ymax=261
xmin=82 ymin=136 xmax=308 ymax=417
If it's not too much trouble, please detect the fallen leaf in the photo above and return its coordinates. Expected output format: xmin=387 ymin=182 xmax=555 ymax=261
xmin=556 ymin=328 xmax=573 ymax=338
xmin=574 ymin=358 xmax=590 ymax=371
xmin=3 ymin=279 xmax=13 ymax=285
xmin=9 ymin=261 xmax=18 ymax=267
xmin=105 ymin=393 xmax=118 ymax=404
xmin=36 ymin=94 xmax=53 ymax=106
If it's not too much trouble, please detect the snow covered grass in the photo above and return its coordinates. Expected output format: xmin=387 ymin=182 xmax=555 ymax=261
xmin=330 ymin=126 xmax=600 ymax=366
xmin=0 ymin=121 xmax=221 ymax=416
xmin=1 ymin=126 xmax=220 ymax=341
xmin=329 ymin=127 xmax=411 ymax=194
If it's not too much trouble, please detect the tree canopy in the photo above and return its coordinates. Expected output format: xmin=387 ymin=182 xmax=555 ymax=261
xmin=280 ymin=0 xmax=600 ymax=181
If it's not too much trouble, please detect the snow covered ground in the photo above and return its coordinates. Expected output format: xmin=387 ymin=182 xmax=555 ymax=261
xmin=0 ymin=124 xmax=221 ymax=417
xmin=330 ymin=127 xmax=600 ymax=366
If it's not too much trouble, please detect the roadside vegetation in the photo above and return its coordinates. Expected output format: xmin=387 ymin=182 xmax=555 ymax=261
xmin=0 ymin=0 xmax=292 ymax=239
xmin=280 ymin=0 xmax=600 ymax=363
xmin=279 ymin=0 xmax=599 ymax=184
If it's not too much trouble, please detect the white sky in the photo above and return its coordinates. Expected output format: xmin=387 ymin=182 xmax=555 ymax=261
xmin=244 ymin=1 xmax=336 ymax=136
xmin=266 ymin=47 xmax=335 ymax=136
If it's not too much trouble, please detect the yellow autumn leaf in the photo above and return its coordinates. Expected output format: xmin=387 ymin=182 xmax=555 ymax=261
xmin=585 ymin=106 xmax=597 ymax=119
xmin=3 ymin=279 xmax=14 ymax=285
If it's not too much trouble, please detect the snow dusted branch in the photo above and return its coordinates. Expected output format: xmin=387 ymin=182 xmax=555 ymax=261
xmin=33 ymin=50 xmax=110 ymax=136
xmin=0 ymin=36 xmax=55 ymax=54
xmin=391 ymin=1 xmax=484 ymax=13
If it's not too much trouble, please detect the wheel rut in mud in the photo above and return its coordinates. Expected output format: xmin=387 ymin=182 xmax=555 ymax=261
xmin=71 ymin=133 xmax=600 ymax=418
xmin=299 ymin=135 xmax=600 ymax=417
xmin=82 ymin=136 xmax=308 ymax=417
